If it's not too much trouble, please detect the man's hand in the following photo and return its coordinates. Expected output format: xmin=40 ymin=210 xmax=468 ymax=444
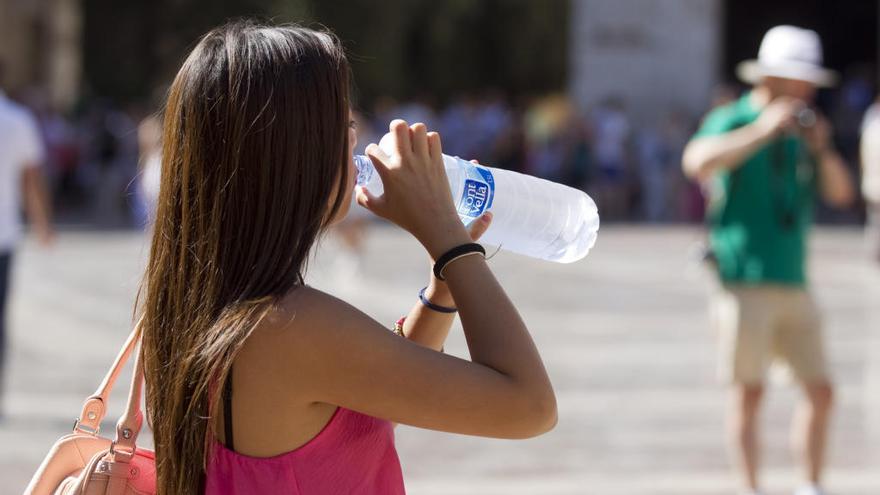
xmin=803 ymin=113 xmax=833 ymax=155
xmin=754 ymin=97 xmax=801 ymax=139
xmin=22 ymin=166 xmax=54 ymax=248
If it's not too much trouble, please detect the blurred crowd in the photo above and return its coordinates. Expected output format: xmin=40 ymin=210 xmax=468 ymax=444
xmin=5 ymin=73 xmax=878 ymax=227
xmin=354 ymin=92 xmax=703 ymax=223
xmin=9 ymin=88 xmax=148 ymax=227
xmin=356 ymin=77 xmax=874 ymax=224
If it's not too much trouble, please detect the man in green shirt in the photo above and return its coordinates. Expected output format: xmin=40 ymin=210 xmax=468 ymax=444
xmin=683 ymin=26 xmax=854 ymax=495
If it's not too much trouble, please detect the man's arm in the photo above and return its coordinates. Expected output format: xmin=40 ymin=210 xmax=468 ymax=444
xmin=814 ymin=150 xmax=855 ymax=208
xmin=682 ymin=124 xmax=774 ymax=181
xmin=21 ymin=164 xmax=54 ymax=245
xmin=683 ymin=97 xmax=801 ymax=181
xmin=805 ymin=116 xmax=855 ymax=209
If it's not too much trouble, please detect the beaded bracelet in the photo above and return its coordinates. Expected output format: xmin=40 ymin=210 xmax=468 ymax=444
xmin=393 ymin=317 xmax=406 ymax=337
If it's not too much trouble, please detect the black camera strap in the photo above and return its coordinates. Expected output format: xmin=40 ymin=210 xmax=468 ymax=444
xmin=770 ymin=134 xmax=815 ymax=231
xmin=770 ymin=139 xmax=798 ymax=230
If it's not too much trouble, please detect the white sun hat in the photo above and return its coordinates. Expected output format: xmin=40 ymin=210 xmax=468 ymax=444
xmin=736 ymin=25 xmax=839 ymax=87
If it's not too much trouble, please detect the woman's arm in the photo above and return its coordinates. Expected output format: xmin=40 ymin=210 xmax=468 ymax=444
xmin=278 ymin=283 xmax=555 ymax=439
xmin=279 ymin=120 xmax=556 ymax=438
xmin=402 ymin=213 xmax=491 ymax=351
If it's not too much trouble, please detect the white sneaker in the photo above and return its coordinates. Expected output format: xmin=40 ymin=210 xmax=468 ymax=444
xmin=794 ymin=484 xmax=825 ymax=495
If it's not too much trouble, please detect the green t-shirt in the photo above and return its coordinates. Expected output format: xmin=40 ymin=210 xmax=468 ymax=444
xmin=695 ymin=93 xmax=817 ymax=286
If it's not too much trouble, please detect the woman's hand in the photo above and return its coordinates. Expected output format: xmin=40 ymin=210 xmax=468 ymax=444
xmin=356 ymin=120 xmax=471 ymax=259
xmin=426 ymin=158 xmax=493 ymax=306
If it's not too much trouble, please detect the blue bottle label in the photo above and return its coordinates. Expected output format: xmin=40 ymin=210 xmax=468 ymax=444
xmin=456 ymin=161 xmax=495 ymax=224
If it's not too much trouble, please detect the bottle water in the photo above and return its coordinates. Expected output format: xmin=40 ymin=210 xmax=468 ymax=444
xmin=352 ymin=137 xmax=600 ymax=263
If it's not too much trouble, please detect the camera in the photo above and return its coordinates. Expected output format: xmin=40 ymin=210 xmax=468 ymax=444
xmin=796 ymin=107 xmax=817 ymax=129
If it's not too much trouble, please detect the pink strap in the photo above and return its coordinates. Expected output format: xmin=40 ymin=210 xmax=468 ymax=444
xmin=112 ymin=337 xmax=145 ymax=461
xmin=74 ymin=317 xmax=143 ymax=435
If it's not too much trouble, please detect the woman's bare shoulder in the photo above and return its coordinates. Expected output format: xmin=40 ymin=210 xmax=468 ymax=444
xmin=237 ymin=285 xmax=389 ymax=401
xmin=247 ymin=286 xmax=373 ymax=357
xmin=273 ymin=285 xmax=362 ymax=326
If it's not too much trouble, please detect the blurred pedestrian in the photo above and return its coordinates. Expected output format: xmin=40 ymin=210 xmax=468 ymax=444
xmin=0 ymin=64 xmax=54 ymax=416
xmin=438 ymin=94 xmax=480 ymax=158
xmin=832 ymin=66 xmax=874 ymax=163
xmin=80 ymin=100 xmax=138 ymax=226
xmin=561 ymin=113 xmax=593 ymax=189
xmin=860 ymin=97 xmax=880 ymax=263
xmin=394 ymin=94 xmax=437 ymax=131
xmin=25 ymin=89 xmax=80 ymax=205
xmin=682 ymin=26 xmax=854 ymax=495
xmin=590 ymin=96 xmax=632 ymax=219
xmin=636 ymin=110 xmax=690 ymax=222
xmin=523 ymin=95 xmax=578 ymax=181
xmin=135 ymin=113 xmax=162 ymax=226
xmin=329 ymin=110 xmax=375 ymax=285
xmin=490 ymin=104 xmax=528 ymax=173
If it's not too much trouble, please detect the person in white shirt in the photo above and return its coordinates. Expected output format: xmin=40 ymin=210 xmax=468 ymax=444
xmin=0 ymin=66 xmax=54 ymax=415
xmin=860 ymin=99 xmax=880 ymax=262
xmin=136 ymin=113 xmax=162 ymax=225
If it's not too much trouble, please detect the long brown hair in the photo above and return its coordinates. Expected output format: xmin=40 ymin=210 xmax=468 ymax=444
xmin=139 ymin=20 xmax=350 ymax=494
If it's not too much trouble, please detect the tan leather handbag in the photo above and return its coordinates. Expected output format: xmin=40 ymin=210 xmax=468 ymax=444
xmin=24 ymin=322 xmax=156 ymax=494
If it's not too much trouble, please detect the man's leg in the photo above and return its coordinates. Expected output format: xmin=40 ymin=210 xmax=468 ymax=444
xmin=776 ymin=289 xmax=832 ymax=492
xmin=729 ymin=384 xmax=765 ymax=492
xmin=0 ymin=251 xmax=11 ymax=411
xmin=791 ymin=381 xmax=833 ymax=486
xmin=714 ymin=286 xmax=773 ymax=493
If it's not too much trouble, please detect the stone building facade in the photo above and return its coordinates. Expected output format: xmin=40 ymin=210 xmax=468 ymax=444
xmin=569 ymin=0 xmax=722 ymax=124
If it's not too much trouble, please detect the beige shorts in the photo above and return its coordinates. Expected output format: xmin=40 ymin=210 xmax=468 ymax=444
xmin=711 ymin=285 xmax=829 ymax=385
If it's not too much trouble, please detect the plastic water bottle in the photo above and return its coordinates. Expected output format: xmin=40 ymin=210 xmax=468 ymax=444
xmin=353 ymin=135 xmax=600 ymax=263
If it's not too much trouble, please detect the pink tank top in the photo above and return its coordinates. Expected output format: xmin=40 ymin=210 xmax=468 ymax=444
xmin=204 ymin=407 xmax=405 ymax=494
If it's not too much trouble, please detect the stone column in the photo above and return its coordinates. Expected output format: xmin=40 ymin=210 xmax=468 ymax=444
xmin=0 ymin=0 xmax=40 ymax=89
xmin=46 ymin=0 xmax=82 ymax=110
xmin=0 ymin=0 xmax=81 ymax=110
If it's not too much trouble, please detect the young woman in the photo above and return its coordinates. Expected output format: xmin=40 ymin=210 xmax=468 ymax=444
xmin=140 ymin=20 xmax=556 ymax=494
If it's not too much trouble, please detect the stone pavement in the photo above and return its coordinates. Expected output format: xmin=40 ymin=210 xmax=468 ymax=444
xmin=1 ymin=226 xmax=877 ymax=494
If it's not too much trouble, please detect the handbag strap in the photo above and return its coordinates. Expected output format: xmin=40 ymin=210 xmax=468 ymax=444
xmin=110 ymin=336 xmax=145 ymax=462
xmin=74 ymin=317 xmax=143 ymax=435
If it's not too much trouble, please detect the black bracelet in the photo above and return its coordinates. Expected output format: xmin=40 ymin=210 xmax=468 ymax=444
xmin=418 ymin=287 xmax=458 ymax=313
xmin=432 ymin=243 xmax=486 ymax=281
